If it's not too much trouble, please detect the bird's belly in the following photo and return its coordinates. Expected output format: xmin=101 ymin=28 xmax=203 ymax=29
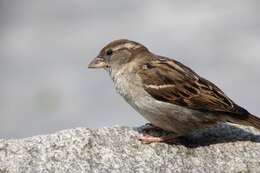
xmin=128 ymin=91 xmax=217 ymax=135
xmin=132 ymin=94 xmax=206 ymax=134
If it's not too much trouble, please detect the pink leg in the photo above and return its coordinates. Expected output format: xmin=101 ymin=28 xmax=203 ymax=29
xmin=138 ymin=134 xmax=179 ymax=143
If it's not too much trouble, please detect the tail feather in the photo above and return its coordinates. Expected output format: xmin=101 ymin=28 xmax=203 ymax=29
xmin=226 ymin=113 xmax=260 ymax=130
xmin=247 ymin=114 xmax=260 ymax=130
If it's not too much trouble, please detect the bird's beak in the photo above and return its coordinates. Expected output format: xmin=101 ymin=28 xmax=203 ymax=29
xmin=88 ymin=57 xmax=108 ymax=69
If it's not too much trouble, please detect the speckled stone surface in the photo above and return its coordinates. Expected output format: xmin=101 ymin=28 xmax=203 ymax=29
xmin=0 ymin=124 xmax=260 ymax=173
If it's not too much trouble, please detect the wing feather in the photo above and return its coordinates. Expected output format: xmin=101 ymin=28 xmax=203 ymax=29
xmin=138 ymin=56 xmax=248 ymax=115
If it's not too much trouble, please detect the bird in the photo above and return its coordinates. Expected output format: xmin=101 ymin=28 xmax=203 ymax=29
xmin=88 ymin=39 xmax=260 ymax=143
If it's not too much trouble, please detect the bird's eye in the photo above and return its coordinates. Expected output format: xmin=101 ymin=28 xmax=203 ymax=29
xmin=106 ymin=49 xmax=113 ymax=56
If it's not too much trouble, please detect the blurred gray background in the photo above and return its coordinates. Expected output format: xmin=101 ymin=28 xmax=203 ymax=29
xmin=0 ymin=0 xmax=260 ymax=139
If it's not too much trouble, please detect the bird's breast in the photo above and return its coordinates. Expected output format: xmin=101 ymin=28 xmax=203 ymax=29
xmin=111 ymin=71 xmax=140 ymax=104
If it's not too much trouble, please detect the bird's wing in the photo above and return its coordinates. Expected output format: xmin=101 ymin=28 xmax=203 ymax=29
xmin=137 ymin=56 xmax=248 ymax=116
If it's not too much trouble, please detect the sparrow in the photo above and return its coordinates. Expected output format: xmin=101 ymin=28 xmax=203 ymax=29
xmin=88 ymin=39 xmax=260 ymax=143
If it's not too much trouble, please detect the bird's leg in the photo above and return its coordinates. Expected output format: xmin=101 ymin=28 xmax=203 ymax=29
xmin=138 ymin=134 xmax=180 ymax=144
xmin=139 ymin=123 xmax=180 ymax=143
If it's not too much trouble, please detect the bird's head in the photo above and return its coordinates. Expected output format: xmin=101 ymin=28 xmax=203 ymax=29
xmin=88 ymin=39 xmax=149 ymax=71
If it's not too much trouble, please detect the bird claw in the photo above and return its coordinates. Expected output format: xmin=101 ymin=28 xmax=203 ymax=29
xmin=142 ymin=123 xmax=162 ymax=132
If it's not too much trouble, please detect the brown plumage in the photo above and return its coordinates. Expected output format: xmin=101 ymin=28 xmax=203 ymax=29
xmin=138 ymin=56 xmax=248 ymax=115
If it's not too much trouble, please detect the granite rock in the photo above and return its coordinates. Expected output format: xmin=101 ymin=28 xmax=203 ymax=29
xmin=0 ymin=124 xmax=260 ymax=173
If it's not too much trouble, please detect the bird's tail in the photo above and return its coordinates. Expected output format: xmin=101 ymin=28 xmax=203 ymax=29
xmin=225 ymin=113 xmax=260 ymax=130
xmin=246 ymin=114 xmax=260 ymax=130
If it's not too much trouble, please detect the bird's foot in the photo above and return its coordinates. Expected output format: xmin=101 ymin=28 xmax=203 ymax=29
xmin=138 ymin=134 xmax=179 ymax=144
xmin=142 ymin=123 xmax=162 ymax=132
